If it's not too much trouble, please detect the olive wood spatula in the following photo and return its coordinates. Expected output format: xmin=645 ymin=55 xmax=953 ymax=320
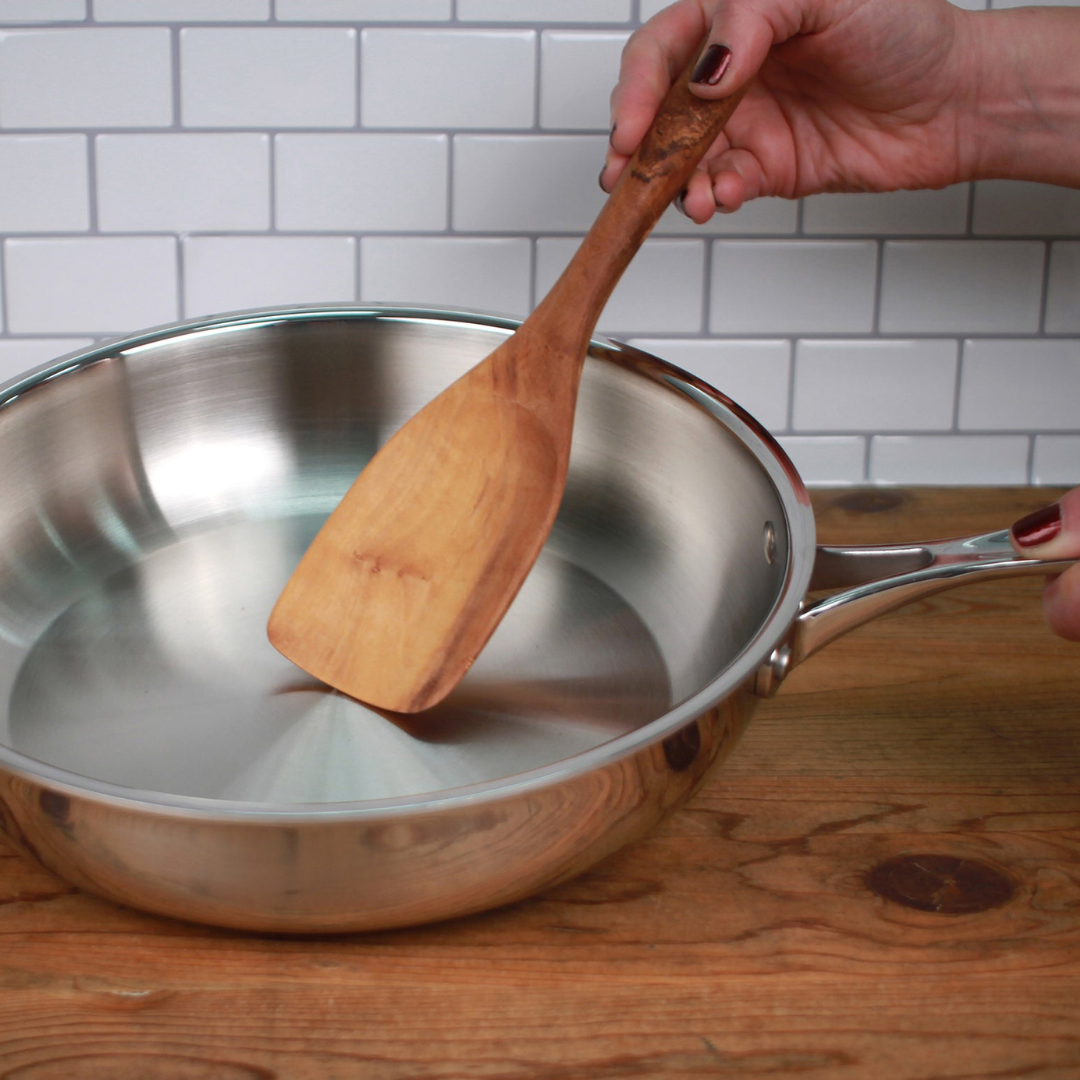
xmin=268 ymin=51 xmax=747 ymax=713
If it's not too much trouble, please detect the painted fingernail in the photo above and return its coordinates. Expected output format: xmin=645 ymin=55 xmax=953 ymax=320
xmin=1011 ymin=502 xmax=1062 ymax=548
xmin=691 ymin=43 xmax=732 ymax=86
xmin=675 ymin=188 xmax=689 ymax=216
xmin=609 ymin=122 xmax=617 ymax=147
xmin=599 ymin=164 xmax=607 ymax=191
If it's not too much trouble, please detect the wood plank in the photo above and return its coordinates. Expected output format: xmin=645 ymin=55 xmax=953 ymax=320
xmin=0 ymin=487 xmax=1077 ymax=1078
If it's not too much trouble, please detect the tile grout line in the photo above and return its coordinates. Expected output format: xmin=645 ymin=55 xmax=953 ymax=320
xmin=170 ymin=25 xmax=183 ymax=319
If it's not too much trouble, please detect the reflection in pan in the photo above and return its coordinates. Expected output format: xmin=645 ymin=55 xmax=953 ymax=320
xmin=11 ymin=517 xmax=670 ymax=804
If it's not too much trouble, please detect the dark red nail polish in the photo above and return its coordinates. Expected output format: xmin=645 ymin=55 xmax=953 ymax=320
xmin=599 ymin=164 xmax=607 ymax=191
xmin=691 ymin=43 xmax=732 ymax=86
xmin=609 ymin=123 xmax=617 ymax=147
xmin=675 ymin=188 xmax=688 ymax=216
xmin=1011 ymin=503 xmax=1062 ymax=548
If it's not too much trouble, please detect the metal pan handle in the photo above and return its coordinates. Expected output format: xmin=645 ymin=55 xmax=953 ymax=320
xmin=754 ymin=530 xmax=1075 ymax=696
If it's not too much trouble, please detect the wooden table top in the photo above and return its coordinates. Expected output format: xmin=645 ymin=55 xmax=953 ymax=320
xmin=1 ymin=487 xmax=1077 ymax=1079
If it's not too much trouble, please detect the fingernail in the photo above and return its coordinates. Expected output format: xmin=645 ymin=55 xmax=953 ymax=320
xmin=675 ymin=189 xmax=689 ymax=216
xmin=609 ymin=123 xmax=617 ymax=147
xmin=599 ymin=164 xmax=608 ymax=191
xmin=691 ymin=43 xmax=732 ymax=86
xmin=1011 ymin=502 xmax=1062 ymax=548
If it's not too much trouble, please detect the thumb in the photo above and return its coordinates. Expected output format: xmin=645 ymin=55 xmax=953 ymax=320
xmin=1009 ymin=486 xmax=1080 ymax=561
xmin=687 ymin=0 xmax=800 ymax=99
xmin=1011 ymin=486 xmax=1080 ymax=642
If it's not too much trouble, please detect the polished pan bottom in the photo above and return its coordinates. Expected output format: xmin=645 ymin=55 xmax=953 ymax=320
xmin=9 ymin=515 xmax=671 ymax=805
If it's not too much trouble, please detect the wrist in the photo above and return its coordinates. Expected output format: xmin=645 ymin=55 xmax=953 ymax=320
xmin=963 ymin=7 xmax=1080 ymax=187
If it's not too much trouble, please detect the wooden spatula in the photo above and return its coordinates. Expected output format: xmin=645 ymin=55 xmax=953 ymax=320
xmin=268 ymin=48 xmax=747 ymax=713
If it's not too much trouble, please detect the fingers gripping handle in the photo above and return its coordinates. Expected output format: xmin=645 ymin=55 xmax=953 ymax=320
xmin=613 ymin=64 xmax=748 ymax=239
xmin=546 ymin=46 xmax=747 ymax=336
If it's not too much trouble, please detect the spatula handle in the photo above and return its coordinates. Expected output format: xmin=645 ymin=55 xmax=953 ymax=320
xmin=614 ymin=54 xmax=749 ymax=232
xmin=536 ymin=42 xmax=748 ymax=345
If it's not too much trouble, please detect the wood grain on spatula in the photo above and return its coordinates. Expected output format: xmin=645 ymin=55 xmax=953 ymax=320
xmin=268 ymin=48 xmax=747 ymax=713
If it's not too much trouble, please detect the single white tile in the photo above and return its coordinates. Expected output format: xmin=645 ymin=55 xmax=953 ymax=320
xmin=880 ymin=240 xmax=1044 ymax=333
xmin=710 ymin=240 xmax=877 ymax=334
xmin=0 ymin=337 xmax=95 ymax=383
xmin=93 ymin=0 xmax=269 ymax=18
xmin=991 ymin=0 xmax=1078 ymax=7
xmin=458 ymin=0 xmax=630 ymax=21
xmin=0 ymin=135 xmax=88 ymax=232
xmin=276 ymin=134 xmax=447 ymax=231
xmin=870 ymin=435 xmax=1030 ymax=485
xmin=638 ymin=0 xmax=671 ymax=16
xmin=777 ymin=436 xmax=866 ymax=485
xmin=360 ymin=236 xmax=530 ymax=317
xmin=4 ymin=237 xmax=177 ymax=334
xmin=362 ymin=29 xmax=534 ymax=130
xmin=96 ymin=134 xmax=270 ymax=232
xmin=628 ymin=338 xmax=791 ymax=431
xmin=1032 ymin=436 xmax=1080 ymax=485
xmin=183 ymin=236 xmax=355 ymax=317
xmin=0 ymin=29 xmax=171 ymax=129
xmin=1046 ymin=242 xmax=1080 ymax=332
xmin=537 ymin=237 xmax=704 ymax=334
xmin=947 ymin=0 xmax=987 ymax=9
xmin=802 ymin=186 xmax=969 ymax=236
xmin=0 ymin=0 xmax=85 ymax=20
xmin=276 ymin=0 xmax=450 ymax=18
xmin=973 ymin=180 xmax=1080 ymax=236
xmin=454 ymin=135 xmax=606 ymax=232
xmin=793 ymin=339 xmax=957 ymax=432
xmin=654 ymin=196 xmax=799 ymax=236
xmin=540 ymin=31 xmax=628 ymax=131
xmin=959 ymin=338 xmax=1080 ymax=431
xmin=180 ymin=28 xmax=355 ymax=129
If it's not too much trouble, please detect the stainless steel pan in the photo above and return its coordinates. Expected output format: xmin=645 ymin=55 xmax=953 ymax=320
xmin=0 ymin=306 xmax=1069 ymax=932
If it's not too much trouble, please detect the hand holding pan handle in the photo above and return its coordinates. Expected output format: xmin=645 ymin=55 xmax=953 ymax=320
xmin=755 ymin=529 xmax=1076 ymax=696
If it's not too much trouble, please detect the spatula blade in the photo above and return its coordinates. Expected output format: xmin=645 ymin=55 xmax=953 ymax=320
xmin=267 ymin=350 xmax=564 ymax=713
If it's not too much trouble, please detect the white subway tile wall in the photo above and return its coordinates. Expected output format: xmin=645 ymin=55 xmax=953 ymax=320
xmin=537 ymin=237 xmax=705 ymax=334
xmin=0 ymin=2 xmax=1075 ymax=489
xmin=539 ymin=31 xmax=628 ymax=130
xmin=0 ymin=29 xmax=173 ymax=128
xmin=96 ymin=133 xmax=271 ymax=232
xmin=179 ymin=28 xmax=357 ymax=128
xmin=275 ymin=133 xmax=448 ymax=230
xmin=360 ymin=235 xmax=531 ymax=313
xmin=94 ymin=1 xmax=271 ymax=20
xmin=5 ymin=236 xmax=178 ymax=333
xmin=711 ymin=240 xmax=878 ymax=334
xmin=802 ymin=188 xmax=969 ymax=236
xmin=182 ymin=235 xmax=355 ymax=316
xmin=0 ymin=135 xmax=89 ymax=231
xmin=0 ymin=2 xmax=86 ymax=20
xmin=360 ymin=29 xmax=535 ymax=129
xmin=1047 ymin=243 xmax=1080 ymax=332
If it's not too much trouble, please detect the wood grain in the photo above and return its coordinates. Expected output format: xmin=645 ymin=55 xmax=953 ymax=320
xmin=3 ymin=488 xmax=1079 ymax=1078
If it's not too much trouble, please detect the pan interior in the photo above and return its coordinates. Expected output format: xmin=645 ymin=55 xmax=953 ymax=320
xmin=0 ymin=311 xmax=791 ymax=806
xmin=8 ymin=515 xmax=669 ymax=802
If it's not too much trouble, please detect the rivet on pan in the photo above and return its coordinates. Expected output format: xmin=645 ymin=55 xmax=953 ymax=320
xmin=762 ymin=521 xmax=777 ymax=564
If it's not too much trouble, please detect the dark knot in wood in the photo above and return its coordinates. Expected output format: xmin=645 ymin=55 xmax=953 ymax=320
xmin=866 ymin=854 xmax=1015 ymax=914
